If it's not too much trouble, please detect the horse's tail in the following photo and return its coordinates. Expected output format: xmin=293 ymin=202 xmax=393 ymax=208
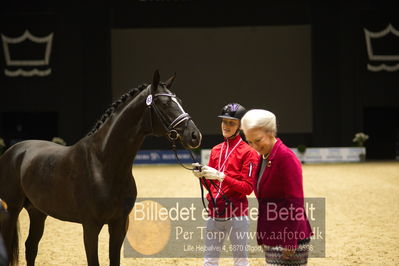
xmin=0 ymin=200 xmax=19 ymax=266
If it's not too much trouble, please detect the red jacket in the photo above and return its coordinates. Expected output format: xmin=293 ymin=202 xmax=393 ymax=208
xmin=254 ymin=138 xmax=313 ymax=249
xmin=203 ymin=135 xmax=258 ymax=218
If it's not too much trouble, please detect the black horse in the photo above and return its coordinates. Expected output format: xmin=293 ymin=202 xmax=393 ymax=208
xmin=0 ymin=70 xmax=202 ymax=266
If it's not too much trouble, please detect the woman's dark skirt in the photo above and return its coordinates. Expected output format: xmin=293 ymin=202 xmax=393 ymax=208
xmin=262 ymin=238 xmax=311 ymax=266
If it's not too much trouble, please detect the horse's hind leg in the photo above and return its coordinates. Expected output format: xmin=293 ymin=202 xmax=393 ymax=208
xmin=25 ymin=205 xmax=47 ymax=266
xmin=1 ymin=204 xmax=23 ymax=266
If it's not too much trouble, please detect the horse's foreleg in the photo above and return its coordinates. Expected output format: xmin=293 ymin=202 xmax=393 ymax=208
xmin=108 ymin=216 xmax=129 ymax=266
xmin=82 ymin=222 xmax=103 ymax=266
xmin=25 ymin=206 xmax=47 ymax=266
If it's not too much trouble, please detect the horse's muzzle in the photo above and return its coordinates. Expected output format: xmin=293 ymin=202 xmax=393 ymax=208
xmin=182 ymin=121 xmax=202 ymax=149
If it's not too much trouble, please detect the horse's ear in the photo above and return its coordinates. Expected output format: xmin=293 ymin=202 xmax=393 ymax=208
xmin=152 ymin=70 xmax=160 ymax=92
xmin=165 ymin=72 xmax=176 ymax=89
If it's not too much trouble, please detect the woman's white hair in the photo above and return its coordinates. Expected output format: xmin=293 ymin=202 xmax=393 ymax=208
xmin=241 ymin=109 xmax=277 ymax=134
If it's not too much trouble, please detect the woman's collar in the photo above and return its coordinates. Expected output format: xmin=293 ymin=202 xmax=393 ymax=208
xmin=268 ymin=138 xmax=281 ymax=160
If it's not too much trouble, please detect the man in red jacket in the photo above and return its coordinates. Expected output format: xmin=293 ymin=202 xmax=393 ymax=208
xmin=192 ymin=103 xmax=258 ymax=266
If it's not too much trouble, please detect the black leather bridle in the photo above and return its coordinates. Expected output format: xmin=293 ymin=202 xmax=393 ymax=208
xmin=144 ymin=85 xmax=191 ymax=144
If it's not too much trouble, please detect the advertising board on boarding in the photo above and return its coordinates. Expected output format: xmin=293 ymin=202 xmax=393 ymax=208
xmin=201 ymin=147 xmax=366 ymax=164
xmin=134 ymin=150 xmax=195 ymax=165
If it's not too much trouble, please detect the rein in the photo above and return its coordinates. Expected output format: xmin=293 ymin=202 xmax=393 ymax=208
xmin=144 ymin=86 xmax=231 ymax=216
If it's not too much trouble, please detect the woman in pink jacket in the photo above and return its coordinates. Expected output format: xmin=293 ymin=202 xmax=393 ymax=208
xmin=241 ymin=109 xmax=313 ymax=266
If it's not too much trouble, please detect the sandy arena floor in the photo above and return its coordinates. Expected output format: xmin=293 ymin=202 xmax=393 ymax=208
xmin=15 ymin=161 xmax=399 ymax=265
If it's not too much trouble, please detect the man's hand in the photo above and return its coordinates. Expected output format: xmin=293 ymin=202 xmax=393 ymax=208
xmin=191 ymin=164 xmax=225 ymax=182
xmin=201 ymin=166 xmax=225 ymax=182
xmin=191 ymin=163 xmax=204 ymax=178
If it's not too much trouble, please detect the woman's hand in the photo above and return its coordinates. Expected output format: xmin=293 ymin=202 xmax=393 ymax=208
xmin=282 ymin=248 xmax=295 ymax=260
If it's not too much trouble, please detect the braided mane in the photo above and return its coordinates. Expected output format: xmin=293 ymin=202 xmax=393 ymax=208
xmin=87 ymin=83 xmax=148 ymax=136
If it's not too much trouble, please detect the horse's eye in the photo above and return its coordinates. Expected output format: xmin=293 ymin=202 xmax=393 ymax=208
xmin=157 ymin=98 xmax=168 ymax=106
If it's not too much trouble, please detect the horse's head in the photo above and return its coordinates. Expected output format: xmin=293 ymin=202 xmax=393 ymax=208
xmin=146 ymin=70 xmax=202 ymax=149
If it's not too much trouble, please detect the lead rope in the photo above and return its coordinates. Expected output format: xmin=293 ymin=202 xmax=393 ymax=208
xmin=170 ymin=144 xmax=212 ymax=212
xmin=170 ymin=141 xmax=230 ymax=216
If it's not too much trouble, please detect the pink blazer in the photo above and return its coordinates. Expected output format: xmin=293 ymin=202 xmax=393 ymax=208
xmin=254 ymin=138 xmax=313 ymax=249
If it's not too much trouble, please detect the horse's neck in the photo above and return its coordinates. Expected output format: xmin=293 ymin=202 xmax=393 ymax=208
xmin=89 ymin=94 xmax=148 ymax=170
